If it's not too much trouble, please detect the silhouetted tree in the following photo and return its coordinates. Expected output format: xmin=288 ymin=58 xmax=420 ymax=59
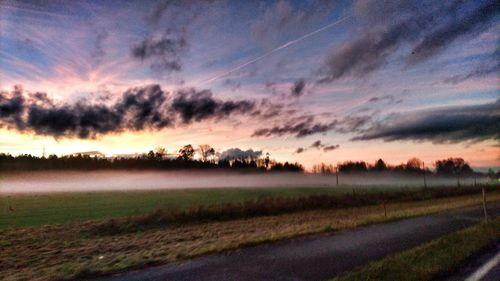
xmin=147 ymin=150 xmax=156 ymax=160
xmin=312 ymin=163 xmax=335 ymax=174
xmin=487 ymin=168 xmax=498 ymax=182
xmin=178 ymin=145 xmax=195 ymax=161
xmin=406 ymin=157 xmax=423 ymax=172
xmin=435 ymin=158 xmax=473 ymax=176
xmin=338 ymin=161 xmax=368 ymax=173
xmin=372 ymin=158 xmax=387 ymax=172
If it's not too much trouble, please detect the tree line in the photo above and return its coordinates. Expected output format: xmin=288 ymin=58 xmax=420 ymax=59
xmin=0 ymin=144 xmax=304 ymax=172
xmin=1 ymin=145 xmax=498 ymax=180
xmin=312 ymin=157 xmax=498 ymax=178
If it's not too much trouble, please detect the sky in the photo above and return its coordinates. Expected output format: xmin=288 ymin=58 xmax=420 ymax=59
xmin=0 ymin=0 xmax=499 ymax=170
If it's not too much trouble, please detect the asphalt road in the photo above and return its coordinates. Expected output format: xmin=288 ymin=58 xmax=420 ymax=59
xmin=443 ymin=242 xmax=500 ymax=281
xmin=94 ymin=202 xmax=500 ymax=281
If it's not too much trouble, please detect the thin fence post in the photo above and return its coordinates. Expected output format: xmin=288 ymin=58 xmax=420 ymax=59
xmin=423 ymin=161 xmax=427 ymax=189
xmin=383 ymin=201 xmax=387 ymax=218
xmin=482 ymin=187 xmax=488 ymax=223
xmin=336 ymin=167 xmax=339 ymax=186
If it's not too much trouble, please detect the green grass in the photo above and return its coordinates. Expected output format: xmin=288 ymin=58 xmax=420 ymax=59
xmin=1 ymin=185 xmax=496 ymax=229
xmin=332 ymin=220 xmax=500 ymax=281
xmin=0 ymin=187 xmax=355 ymax=228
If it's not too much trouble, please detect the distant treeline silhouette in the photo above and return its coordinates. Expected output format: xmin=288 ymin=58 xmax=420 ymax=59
xmin=1 ymin=145 xmax=498 ymax=179
xmin=0 ymin=144 xmax=304 ymax=172
xmin=313 ymin=157 xmax=498 ymax=178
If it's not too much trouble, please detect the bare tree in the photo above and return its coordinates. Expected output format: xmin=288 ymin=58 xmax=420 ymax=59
xmin=198 ymin=144 xmax=215 ymax=162
xmin=154 ymin=146 xmax=166 ymax=160
xmin=406 ymin=157 xmax=423 ymax=171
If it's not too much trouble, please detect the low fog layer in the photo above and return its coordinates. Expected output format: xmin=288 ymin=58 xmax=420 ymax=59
xmin=0 ymin=171 xmax=486 ymax=194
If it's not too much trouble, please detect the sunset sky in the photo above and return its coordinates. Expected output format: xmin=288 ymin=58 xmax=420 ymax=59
xmin=0 ymin=0 xmax=499 ymax=170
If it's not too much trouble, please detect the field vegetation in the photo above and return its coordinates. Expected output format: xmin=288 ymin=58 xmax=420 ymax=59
xmin=1 ymin=185 xmax=496 ymax=229
xmin=1 ymin=189 xmax=499 ymax=280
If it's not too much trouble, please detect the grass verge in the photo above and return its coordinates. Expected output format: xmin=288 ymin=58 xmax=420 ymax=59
xmin=1 ymin=191 xmax=499 ymax=281
xmin=332 ymin=220 xmax=500 ymax=281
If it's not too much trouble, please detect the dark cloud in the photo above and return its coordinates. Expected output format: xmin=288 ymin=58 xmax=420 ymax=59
xmin=171 ymin=88 xmax=255 ymax=124
xmin=252 ymin=116 xmax=337 ymax=138
xmin=252 ymin=112 xmax=375 ymax=138
xmin=138 ymin=1 xmax=224 ymax=75
xmin=291 ymin=79 xmax=306 ymax=97
xmin=115 ymin=85 xmax=172 ymax=131
xmin=323 ymin=144 xmax=339 ymax=152
xmin=335 ymin=115 xmax=372 ymax=134
xmin=408 ymin=1 xmax=499 ymax=65
xmin=352 ymin=100 xmax=500 ymax=143
xmin=0 ymin=85 xmax=256 ymax=139
xmin=131 ymin=32 xmax=187 ymax=73
xmin=296 ymin=141 xmax=339 ymax=154
xmin=310 ymin=140 xmax=323 ymax=149
xmin=295 ymin=147 xmax=305 ymax=154
xmin=0 ymin=85 xmax=25 ymax=130
xmin=219 ymin=148 xmax=262 ymax=160
xmin=319 ymin=0 xmax=498 ymax=82
xmin=368 ymin=95 xmax=395 ymax=103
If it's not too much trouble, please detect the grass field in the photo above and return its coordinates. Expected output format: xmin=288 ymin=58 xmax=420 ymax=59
xmin=1 ymin=192 xmax=499 ymax=281
xmin=333 ymin=220 xmax=500 ymax=281
xmin=0 ymin=187 xmax=345 ymax=228
xmin=0 ymin=186 xmax=422 ymax=229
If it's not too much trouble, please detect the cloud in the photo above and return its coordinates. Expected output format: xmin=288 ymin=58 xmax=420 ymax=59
xmin=222 ymin=79 xmax=242 ymax=91
xmin=295 ymin=147 xmax=305 ymax=154
xmin=115 ymin=85 xmax=172 ymax=131
xmin=290 ymin=79 xmax=306 ymax=97
xmin=0 ymin=85 xmax=257 ymax=139
xmin=323 ymin=144 xmax=339 ymax=152
xmin=310 ymin=140 xmax=323 ymax=149
xmin=131 ymin=31 xmax=187 ymax=73
xmin=318 ymin=0 xmax=498 ymax=82
xmin=0 ymin=85 xmax=25 ymax=130
xmin=352 ymin=100 xmax=500 ymax=144
xmin=252 ymin=112 xmax=376 ymax=138
xmin=444 ymin=64 xmax=500 ymax=84
xmin=368 ymin=95 xmax=394 ymax=103
xmin=147 ymin=0 xmax=220 ymax=26
xmin=296 ymin=140 xmax=339 ymax=154
xmin=91 ymin=30 xmax=108 ymax=66
xmin=251 ymin=0 xmax=337 ymax=49
xmin=407 ymin=1 xmax=499 ymax=65
xmin=252 ymin=116 xmax=337 ymax=138
xmin=171 ymin=88 xmax=255 ymax=124
xmin=443 ymin=47 xmax=500 ymax=84
xmin=219 ymin=148 xmax=262 ymax=160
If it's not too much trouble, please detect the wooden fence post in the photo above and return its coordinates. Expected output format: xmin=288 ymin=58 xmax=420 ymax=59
xmin=482 ymin=187 xmax=488 ymax=223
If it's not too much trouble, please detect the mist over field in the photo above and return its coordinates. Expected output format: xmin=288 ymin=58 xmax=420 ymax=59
xmin=0 ymin=171 xmax=486 ymax=194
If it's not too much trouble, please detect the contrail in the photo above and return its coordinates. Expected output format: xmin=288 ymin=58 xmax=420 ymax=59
xmin=200 ymin=15 xmax=351 ymax=84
